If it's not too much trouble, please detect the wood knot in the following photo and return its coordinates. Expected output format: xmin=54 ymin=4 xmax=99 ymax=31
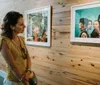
xmin=71 ymin=60 xmax=73 ymax=62
xmin=47 ymin=56 xmax=50 ymax=59
xmin=58 ymin=2 xmax=60 ymax=4
xmin=60 ymin=42 xmax=62 ymax=44
xmin=81 ymin=59 xmax=83 ymax=61
xmin=91 ymin=63 xmax=95 ymax=67
xmin=78 ymin=64 xmax=81 ymax=66
xmin=59 ymin=19 xmax=63 ymax=22
xmin=58 ymin=72 xmax=60 ymax=74
xmin=62 ymin=5 xmax=65 ymax=7
xmin=52 ymin=59 xmax=55 ymax=61
xmin=49 ymin=71 xmax=52 ymax=74
xmin=32 ymin=56 xmax=35 ymax=59
xmin=59 ymin=53 xmax=63 ymax=55
xmin=63 ymin=71 xmax=66 ymax=74
xmin=72 ymin=65 xmax=75 ymax=67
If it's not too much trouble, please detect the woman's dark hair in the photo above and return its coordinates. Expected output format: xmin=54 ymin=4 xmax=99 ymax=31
xmin=79 ymin=31 xmax=89 ymax=38
xmin=98 ymin=14 xmax=100 ymax=29
xmin=1 ymin=11 xmax=23 ymax=39
xmin=80 ymin=18 xmax=89 ymax=27
xmin=91 ymin=29 xmax=99 ymax=38
xmin=98 ymin=14 xmax=100 ymax=23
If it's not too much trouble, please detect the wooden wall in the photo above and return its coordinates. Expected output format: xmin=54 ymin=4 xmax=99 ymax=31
xmin=1 ymin=0 xmax=100 ymax=85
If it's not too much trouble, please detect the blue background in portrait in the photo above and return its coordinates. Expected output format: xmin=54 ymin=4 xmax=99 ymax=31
xmin=75 ymin=7 xmax=100 ymax=37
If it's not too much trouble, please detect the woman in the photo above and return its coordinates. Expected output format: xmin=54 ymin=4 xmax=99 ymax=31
xmin=0 ymin=11 xmax=33 ymax=85
xmin=78 ymin=18 xmax=89 ymax=38
xmin=91 ymin=20 xmax=100 ymax=38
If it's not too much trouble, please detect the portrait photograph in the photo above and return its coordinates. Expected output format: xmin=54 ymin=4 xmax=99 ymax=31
xmin=71 ymin=2 xmax=100 ymax=44
xmin=24 ymin=6 xmax=51 ymax=47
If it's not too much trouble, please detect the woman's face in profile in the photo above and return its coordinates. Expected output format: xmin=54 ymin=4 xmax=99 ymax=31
xmin=93 ymin=21 xmax=99 ymax=29
xmin=14 ymin=17 xmax=25 ymax=33
xmin=88 ymin=21 xmax=92 ymax=29
xmin=79 ymin=23 xmax=85 ymax=30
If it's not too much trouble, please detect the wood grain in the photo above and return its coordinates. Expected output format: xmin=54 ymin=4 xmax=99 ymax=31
xmin=0 ymin=0 xmax=100 ymax=85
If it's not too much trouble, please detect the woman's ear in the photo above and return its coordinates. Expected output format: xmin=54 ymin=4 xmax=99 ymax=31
xmin=10 ymin=25 xmax=15 ymax=31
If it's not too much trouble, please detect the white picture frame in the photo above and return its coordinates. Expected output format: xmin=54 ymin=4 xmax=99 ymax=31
xmin=70 ymin=1 xmax=100 ymax=44
xmin=24 ymin=5 xmax=51 ymax=47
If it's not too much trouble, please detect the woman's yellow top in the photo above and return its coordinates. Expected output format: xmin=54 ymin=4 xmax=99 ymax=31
xmin=0 ymin=36 xmax=28 ymax=82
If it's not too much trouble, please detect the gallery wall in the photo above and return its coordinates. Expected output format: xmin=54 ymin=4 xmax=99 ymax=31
xmin=0 ymin=0 xmax=100 ymax=85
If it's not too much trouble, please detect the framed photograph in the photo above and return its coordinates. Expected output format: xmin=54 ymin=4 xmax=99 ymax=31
xmin=71 ymin=2 xmax=100 ymax=44
xmin=24 ymin=5 xmax=51 ymax=47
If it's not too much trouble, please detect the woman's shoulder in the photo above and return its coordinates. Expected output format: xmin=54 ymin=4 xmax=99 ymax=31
xmin=0 ymin=36 xmax=11 ymax=43
xmin=0 ymin=36 xmax=11 ymax=50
